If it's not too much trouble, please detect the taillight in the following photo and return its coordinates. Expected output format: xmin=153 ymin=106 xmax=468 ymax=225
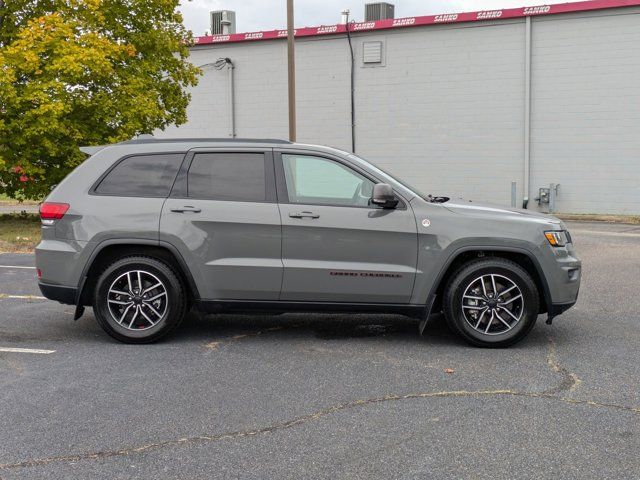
xmin=39 ymin=202 xmax=69 ymax=224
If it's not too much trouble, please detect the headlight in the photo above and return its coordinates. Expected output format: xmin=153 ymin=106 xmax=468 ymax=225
xmin=544 ymin=230 xmax=570 ymax=247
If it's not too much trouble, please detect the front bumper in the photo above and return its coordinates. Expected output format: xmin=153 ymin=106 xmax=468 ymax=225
xmin=543 ymin=241 xmax=581 ymax=322
xmin=38 ymin=282 xmax=77 ymax=305
xmin=543 ymin=237 xmax=581 ymax=300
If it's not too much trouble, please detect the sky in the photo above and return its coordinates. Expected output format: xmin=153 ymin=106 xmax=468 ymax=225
xmin=179 ymin=0 xmax=571 ymax=36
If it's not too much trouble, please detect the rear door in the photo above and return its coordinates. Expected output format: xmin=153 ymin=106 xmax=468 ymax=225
xmin=160 ymin=148 xmax=282 ymax=300
xmin=275 ymin=150 xmax=418 ymax=304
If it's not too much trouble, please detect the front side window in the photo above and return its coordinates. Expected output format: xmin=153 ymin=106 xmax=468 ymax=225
xmin=282 ymin=154 xmax=374 ymax=207
xmin=95 ymin=153 xmax=184 ymax=197
xmin=188 ymin=153 xmax=266 ymax=202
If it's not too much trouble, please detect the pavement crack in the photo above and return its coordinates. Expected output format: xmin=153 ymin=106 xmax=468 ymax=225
xmin=543 ymin=336 xmax=581 ymax=394
xmin=1 ymin=388 xmax=638 ymax=471
xmin=204 ymin=326 xmax=284 ymax=350
xmin=204 ymin=324 xmax=306 ymax=350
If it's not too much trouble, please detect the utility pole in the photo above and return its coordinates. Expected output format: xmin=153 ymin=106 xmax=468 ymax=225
xmin=286 ymin=0 xmax=296 ymax=142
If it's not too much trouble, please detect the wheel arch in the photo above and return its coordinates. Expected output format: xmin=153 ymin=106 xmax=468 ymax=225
xmin=77 ymin=240 xmax=199 ymax=307
xmin=427 ymin=246 xmax=551 ymax=316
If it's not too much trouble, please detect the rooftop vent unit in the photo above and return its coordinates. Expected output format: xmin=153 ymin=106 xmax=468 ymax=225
xmin=365 ymin=2 xmax=395 ymax=21
xmin=211 ymin=10 xmax=236 ymax=35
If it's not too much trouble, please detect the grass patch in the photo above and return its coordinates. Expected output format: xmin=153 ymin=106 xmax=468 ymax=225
xmin=0 ymin=213 xmax=41 ymax=253
xmin=557 ymin=213 xmax=640 ymax=225
xmin=0 ymin=193 xmax=41 ymax=205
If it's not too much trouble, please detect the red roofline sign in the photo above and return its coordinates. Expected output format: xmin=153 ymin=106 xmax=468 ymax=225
xmin=193 ymin=0 xmax=640 ymax=46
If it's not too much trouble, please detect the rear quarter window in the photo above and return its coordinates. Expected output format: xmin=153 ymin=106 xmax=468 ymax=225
xmin=187 ymin=153 xmax=266 ymax=202
xmin=94 ymin=153 xmax=184 ymax=197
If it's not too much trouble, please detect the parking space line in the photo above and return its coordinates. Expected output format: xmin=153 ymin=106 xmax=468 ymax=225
xmin=0 ymin=265 xmax=36 ymax=269
xmin=0 ymin=347 xmax=55 ymax=354
xmin=0 ymin=294 xmax=46 ymax=300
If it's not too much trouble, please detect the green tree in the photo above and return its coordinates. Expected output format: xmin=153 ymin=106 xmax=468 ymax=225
xmin=0 ymin=0 xmax=200 ymax=199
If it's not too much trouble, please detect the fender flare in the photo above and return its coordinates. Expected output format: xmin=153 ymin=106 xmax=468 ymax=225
xmin=74 ymin=239 xmax=200 ymax=316
xmin=423 ymin=245 xmax=552 ymax=319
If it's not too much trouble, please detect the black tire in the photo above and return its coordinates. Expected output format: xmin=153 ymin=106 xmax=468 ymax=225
xmin=443 ymin=258 xmax=539 ymax=348
xmin=93 ymin=256 xmax=187 ymax=344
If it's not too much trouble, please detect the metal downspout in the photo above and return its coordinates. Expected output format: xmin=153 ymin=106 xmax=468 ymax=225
xmin=228 ymin=62 xmax=236 ymax=138
xmin=523 ymin=16 xmax=532 ymax=209
xmin=345 ymin=18 xmax=356 ymax=153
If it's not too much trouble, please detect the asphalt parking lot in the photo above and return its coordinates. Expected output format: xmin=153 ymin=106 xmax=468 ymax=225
xmin=0 ymin=221 xmax=639 ymax=479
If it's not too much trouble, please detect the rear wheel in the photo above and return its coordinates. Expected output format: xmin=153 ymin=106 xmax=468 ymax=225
xmin=93 ymin=256 xmax=187 ymax=343
xmin=443 ymin=258 xmax=539 ymax=348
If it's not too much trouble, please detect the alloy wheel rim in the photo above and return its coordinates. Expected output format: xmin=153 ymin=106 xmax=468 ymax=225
xmin=461 ymin=274 xmax=524 ymax=336
xmin=107 ymin=270 xmax=168 ymax=331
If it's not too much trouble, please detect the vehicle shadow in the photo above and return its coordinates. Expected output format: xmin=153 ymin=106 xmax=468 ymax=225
xmin=13 ymin=306 xmax=561 ymax=351
xmin=171 ymin=310 xmax=464 ymax=347
xmin=171 ymin=310 xmax=560 ymax=351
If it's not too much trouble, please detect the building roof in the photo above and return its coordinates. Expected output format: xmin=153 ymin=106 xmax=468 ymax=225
xmin=193 ymin=0 xmax=640 ymax=47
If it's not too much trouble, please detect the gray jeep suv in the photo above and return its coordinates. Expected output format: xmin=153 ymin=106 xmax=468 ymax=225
xmin=36 ymin=137 xmax=581 ymax=347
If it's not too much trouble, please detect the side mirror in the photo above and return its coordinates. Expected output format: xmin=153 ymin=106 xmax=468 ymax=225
xmin=371 ymin=183 xmax=399 ymax=209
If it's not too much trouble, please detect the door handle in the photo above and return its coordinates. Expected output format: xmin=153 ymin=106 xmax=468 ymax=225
xmin=170 ymin=206 xmax=201 ymax=213
xmin=289 ymin=211 xmax=320 ymax=219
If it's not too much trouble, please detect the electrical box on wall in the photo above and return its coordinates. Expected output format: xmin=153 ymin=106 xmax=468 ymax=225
xmin=536 ymin=184 xmax=560 ymax=213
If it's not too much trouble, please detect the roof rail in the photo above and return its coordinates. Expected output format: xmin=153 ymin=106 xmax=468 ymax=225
xmin=119 ymin=137 xmax=292 ymax=145
xmin=79 ymin=146 xmax=108 ymax=156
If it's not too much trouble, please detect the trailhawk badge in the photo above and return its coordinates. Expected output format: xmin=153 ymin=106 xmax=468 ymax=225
xmin=421 ymin=219 xmax=431 ymax=228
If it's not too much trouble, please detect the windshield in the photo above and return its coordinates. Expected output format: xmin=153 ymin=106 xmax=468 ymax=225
xmin=347 ymin=153 xmax=437 ymax=202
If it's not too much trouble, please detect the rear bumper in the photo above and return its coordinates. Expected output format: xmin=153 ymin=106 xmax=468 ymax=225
xmin=38 ymin=283 xmax=77 ymax=305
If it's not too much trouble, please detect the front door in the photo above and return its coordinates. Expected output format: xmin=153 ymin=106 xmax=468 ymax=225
xmin=161 ymin=149 xmax=282 ymax=300
xmin=276 ymin=152 xmax=418 ymax=304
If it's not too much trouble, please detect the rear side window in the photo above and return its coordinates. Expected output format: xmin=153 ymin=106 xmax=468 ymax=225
xmin=188 ymin=153 xmax=266 ymax=202
xmin=95 ymin=154 xmax=184 ymax=197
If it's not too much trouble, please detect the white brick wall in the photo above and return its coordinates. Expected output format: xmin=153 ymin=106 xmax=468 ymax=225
xmin=352 ymin=21 xmax=525 ymax=206
xmin=160 ymin=42 xmax=290 ymax=139
xmin=296 ymin=37 xmax=352 ymax=149
xmin=530 ymin=10 xmax=640 ymax=214
xmin=157 ymin=8 xmax=640 ymax=214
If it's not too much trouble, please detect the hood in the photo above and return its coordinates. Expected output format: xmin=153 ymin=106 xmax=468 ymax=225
xmin=443 ymin=198 xmax=562 ymax=226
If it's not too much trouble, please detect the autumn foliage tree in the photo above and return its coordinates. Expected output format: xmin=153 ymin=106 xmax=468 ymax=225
xmin=0 ymin=0 xmax=200 ymax=199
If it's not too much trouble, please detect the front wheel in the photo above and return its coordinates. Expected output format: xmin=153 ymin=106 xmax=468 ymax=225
xmin=93 ymin=256 xmax=187 ymax=344
xmin=443 ymin=258 xmax=539 ymax=348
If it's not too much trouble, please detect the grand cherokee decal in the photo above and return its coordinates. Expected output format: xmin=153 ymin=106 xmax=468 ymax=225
xmin=330 ymin=271 xmax=402 ymax=278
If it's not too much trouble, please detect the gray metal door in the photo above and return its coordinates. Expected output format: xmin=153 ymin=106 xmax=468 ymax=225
xmin=160 ymin=148 xmax=282 ymax=300
xmin=275 ymin=151 xmax=418 ymax=303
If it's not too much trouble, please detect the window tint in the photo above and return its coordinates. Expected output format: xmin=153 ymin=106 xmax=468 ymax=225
xmin=95 ymin=154 xmax=184 ymax=197
xmin=188 ymin=153 xmax=266 ymax=202
xmin=282 ymin=154 xmax=375 ymax=207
